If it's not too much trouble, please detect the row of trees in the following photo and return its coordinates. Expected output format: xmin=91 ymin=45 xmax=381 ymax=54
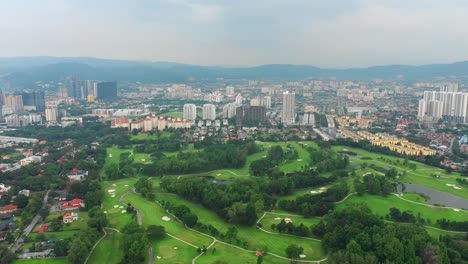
xmin=137 ymin=142 xmax=257 ymax=176
xmin=437 ymin=219 xmax=468 ymax=232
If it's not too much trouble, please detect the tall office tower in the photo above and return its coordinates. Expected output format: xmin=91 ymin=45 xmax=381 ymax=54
xmin=281 ymin=91 xmax=296 ymax=125
xmin=235 ymin=94 xmax=243 ymax=105
xmin=183 ymin=104 xmax=197 ymax=120
xmin=79 ymin=83 xmax=88 ymax=100
xmin=86 ymin=80 xmax=96 ymax=97
xmin=67 ymin=77 xmax=82 ymax=99
xmin=58 ymin=85 xmax=68 ymax=98
xmin=202 ymin=104 xmax=216 ymax=120
xmin=21 ymin=91 xmax=45 ymax=111
xmin=225 ymin=86 xmax=235 ymax=97
xmin=96 ymin=82 xmax=118 ymax=100
xmin=45 ymin=107 xmax=58 ymax=122
xmin=222 ymin=103 xmax=237 ymax=118
xmin=5 ymin=94 xmax=24 ymax=113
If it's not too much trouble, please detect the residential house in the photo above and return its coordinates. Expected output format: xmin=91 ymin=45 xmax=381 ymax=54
xmin=59 ymin=198 xmax=84 ymax=211
xmin=63 ymin=212 xmax=79 ymax=223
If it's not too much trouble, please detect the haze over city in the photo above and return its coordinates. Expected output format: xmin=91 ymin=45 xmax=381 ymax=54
xmin=2 ymin=0 xmax=468 ymax=67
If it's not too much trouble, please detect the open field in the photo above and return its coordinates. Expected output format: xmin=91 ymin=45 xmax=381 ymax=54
xmin=156 ymin=193 xmax=325 ymax=261
xmin=87 ymin=229 xmax=123 ymax=264
xmin=336 ymin=194 xmax=468 ymax=225
xmin=332 ymin=145 xmax=467 ymax=198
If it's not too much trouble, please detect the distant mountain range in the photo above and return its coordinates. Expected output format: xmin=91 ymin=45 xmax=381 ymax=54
xmin=1 ymin=56 xmax=467 ymax=87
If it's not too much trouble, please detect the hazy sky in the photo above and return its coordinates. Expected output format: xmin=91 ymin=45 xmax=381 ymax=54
xmin=1 ymin=0 xmax=468 ymax=67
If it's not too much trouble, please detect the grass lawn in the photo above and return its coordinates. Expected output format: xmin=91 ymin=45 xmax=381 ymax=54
xmin=279 ymin=142 xmax=316 ymax=173
xmin=13 ymin=259 xmax=69 ymax=264
xmin=88 ymin=229 xmax=123 ymax=264
xmin=133 ymin=152 xmax=152 ymax=164
xmin=196 ymin=242 xmax=260 ymax=264
xmin=152 ymin=235 xmax=197 ymax=264
xmin=332 ymin=146 xmax=467 ymax=198
xmin=336 ymin=194 xmax=468 ymax=225
xmin=155 ymin=193 xmax=325 ymax=261
xmin=162 ymin=111 xmax=183 ymax=119
xmin=123 ymin=193 xmax=213 ymax=247
xmin=28 ymin=231 xmax=77 ymax=242
xmin=259 ymin=213 xmax=321 ymax=233
xmin=401 ymin=192 xmax=429 ymax=204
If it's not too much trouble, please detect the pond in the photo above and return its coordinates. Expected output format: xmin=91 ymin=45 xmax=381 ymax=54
xmin=397 ymin=183 xmax=468 ymax=210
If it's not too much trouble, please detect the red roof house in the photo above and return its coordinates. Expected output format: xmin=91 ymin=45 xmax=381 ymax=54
xmin=0 ymin=204 xmax=17 ymax=214
xmin=59 ymin=198 xmax=84 ymax=211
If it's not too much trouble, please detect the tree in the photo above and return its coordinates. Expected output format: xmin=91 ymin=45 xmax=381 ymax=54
xmin=14 ymin=194 xmax=29 ymax=208
xmin=53 ymin=239 xmax=70 ymax=257
xmin=87 ymin=207 xmax=108 ymax=232
xmin=285 ymin=244 xmax=304 ymax=262
xmin=147 ymin=225 xmax=165 ymax=240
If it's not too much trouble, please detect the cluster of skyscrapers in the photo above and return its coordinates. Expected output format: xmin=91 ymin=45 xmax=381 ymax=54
xmin=0 ymin=90 xmax=45 ymax=115
xmin=418 ymin=84 xmax=468 ymax=123
xmin=58 ymin=77 xmax=117 ymax=101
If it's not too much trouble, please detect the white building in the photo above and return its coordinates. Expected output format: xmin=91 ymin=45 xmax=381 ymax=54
xmin=202 ymin=104 xmax=216 ymax=120
xmin=45 ymin=107 xmax=58 ymax=122
xmin=225 ymin=86 xmax=235 ymax=97
xmin=235 ymin=94 xmax=243 ymax=105
xmin=417 ymin=86 xmax=468 ymax=123
xmin=183 ymin=104 xmax=197 ymax=120
xmin=282 ymin=91 xmax=296 ymax=125
xmin=222 ymin=103 xmax=237 ymax=119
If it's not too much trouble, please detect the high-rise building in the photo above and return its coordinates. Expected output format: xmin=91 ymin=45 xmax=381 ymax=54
xmin=264 ymin=96 xmax=272 ymax=109
xmin=183 ymin=104 xmax=197 ymax=120
xmin=21 ymin=91 xmax=45 ymax=111
xmin=5 ymin=94 xmax=24 ymax=113
xmin=45 ymin=107 xmax=58 ymax=122
xmin=235 ymin=105 xmax=266 ymax=126
xmin=202 ymin=104 xmax=216 ymax=120
xmin=67 ymin=77 xmax=82 ymax=99
xmin=282 ymin=91 xmax=296 ymax=125
xmin=96 ymin=82 xmax=118 ymax=100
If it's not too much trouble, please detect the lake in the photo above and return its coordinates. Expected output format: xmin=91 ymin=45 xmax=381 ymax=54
xmin=397 ymin=183 xmax=468 ymax=209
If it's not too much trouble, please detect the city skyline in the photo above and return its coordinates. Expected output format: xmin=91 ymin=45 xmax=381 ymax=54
xmin=2 ymin=1 xmax=468 ymax=67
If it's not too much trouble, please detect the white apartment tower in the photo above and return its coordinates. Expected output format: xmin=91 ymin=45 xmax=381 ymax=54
xmin=202 ymin=104 xmax=216 ymax=120
xmin=45 ymin=107 xmax=58 ymax=122
xmin=417 ymin=86 xmax=468 ymax=123
xmin=282 ymin=91 xmax=296 ymax=125
xmin=235 ymin=94 xmax=243 ymax=105
xmin=183 ymin=104 xmax=197 ymax=120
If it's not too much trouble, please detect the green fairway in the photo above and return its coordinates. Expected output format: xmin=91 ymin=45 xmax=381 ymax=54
xmin=123 ymin=193 xmax=213 ymax=247
xmin=196 ymin=242 xmax=260 ymax=264
xmin=88 ymin=229 xmax=123 ymax=264
xmin=259 ymin=213 xmax=321 ymax=233
xmin=401 ymin=192 xmax=429 ymax=204
xmin=332 ymin=146 xmax=467 ymax=198
xmin=336 ymin=194 xmax=468 ymax=225
xmin=101 ymin=178 xmax=138 ymax=230
xmin=152 ymin=235 xmax=197 ymax=264
xmin=13 ymin=259 xmax=69 ymax=264
xmin=156 ymin=193 xmax=325 ymax=261
xmin=105 ymin=146 xmax=132 ymax=165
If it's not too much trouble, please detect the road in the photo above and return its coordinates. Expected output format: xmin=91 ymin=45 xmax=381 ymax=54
xmin=10 ymin=190 xmax=50 ymax=253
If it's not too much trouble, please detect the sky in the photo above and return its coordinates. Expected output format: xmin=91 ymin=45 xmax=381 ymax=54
xmin=1 ymin=0 xmax=468 ymax=68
